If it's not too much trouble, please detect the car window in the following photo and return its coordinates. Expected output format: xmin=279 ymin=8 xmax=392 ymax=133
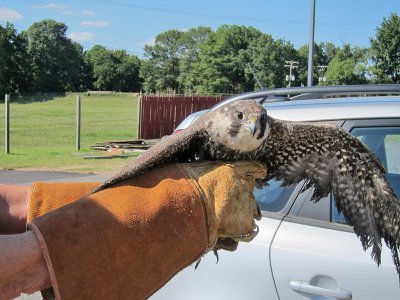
xmin=332 ymin=126 xmax=400 ymax=224
xmin=255 ymin=180 xmax=295 ymax=212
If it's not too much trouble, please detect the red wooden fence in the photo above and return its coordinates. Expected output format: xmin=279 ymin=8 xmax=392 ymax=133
xmin=138 ymin=95 xmax=229 ymax=139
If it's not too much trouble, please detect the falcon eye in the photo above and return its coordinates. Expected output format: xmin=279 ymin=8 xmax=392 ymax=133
xmin=237 ymin=112 xmax=244 ymax=120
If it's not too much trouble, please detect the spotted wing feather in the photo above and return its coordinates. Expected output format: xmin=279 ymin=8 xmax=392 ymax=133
xmin=259 ymin=117 xmax=400 ymax=278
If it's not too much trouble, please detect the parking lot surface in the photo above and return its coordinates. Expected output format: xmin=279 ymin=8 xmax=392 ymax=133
xmin=0 ymin=170 xmax=110 ymax=185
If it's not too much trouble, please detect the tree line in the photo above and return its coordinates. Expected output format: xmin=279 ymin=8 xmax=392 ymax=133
xmin=1 ymin=13 xmax=399 ymax=96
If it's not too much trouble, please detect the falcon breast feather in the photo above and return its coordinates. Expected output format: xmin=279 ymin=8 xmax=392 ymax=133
xmin=91 ymin=99 xmax=400 ymax=279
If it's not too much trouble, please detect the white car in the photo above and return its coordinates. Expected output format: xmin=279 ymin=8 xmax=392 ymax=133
xmin=151 ymin=85 xmax=400 ymax=300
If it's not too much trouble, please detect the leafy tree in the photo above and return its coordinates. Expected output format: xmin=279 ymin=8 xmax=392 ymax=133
xmin=321 ymin=42 xmax=338 ymax=63
xmin=140 ymin=27 xmax=212 ymax=94
xmin=297 ymin=42 xmax=338 ymax=86
xmin=85 ymin=45 xmax=141 ymax=91
xmin=243 ymin=34 xmax=297 ymax=89
xmin=23 ymin=19 xmax=86 ymax=92
xmin=140 ymin=29 xmax=185 ymax=93
xmin=0 ymin=23 xmax=31 ymax=94
xmin=85 ymin=45 xmax=115 ymax=90
xmin=325 ymin=44 xmax=368 ymax=85
xmin=193 ymin=25 xmax=263 ymax=94
xmin=177 ymin=26 xmax=212 ymax=94
xmin=139 ymin=58 xmax=158 ymax=94
xmin=64 ymin=42 xmax=87 ymax=91
xmin=370 ymin=13 xmax=400 ymax=83
xmin=114 ymin=50 xmax=142 ymax=91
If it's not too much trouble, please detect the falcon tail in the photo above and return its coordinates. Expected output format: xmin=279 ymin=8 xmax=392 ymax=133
xmin=333 ymin=168 xmax=400 ymax=280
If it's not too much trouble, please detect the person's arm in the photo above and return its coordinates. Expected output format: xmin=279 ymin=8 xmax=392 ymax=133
xmin=0 ymin=184 xmax=29 ymax=234
xmin=26 ymin=161 xmax=266 ymax=299
xmin=0 ymin=161 xmax=266 ymax=299
xmin=0 ymin=231 xmax=50 ymax=299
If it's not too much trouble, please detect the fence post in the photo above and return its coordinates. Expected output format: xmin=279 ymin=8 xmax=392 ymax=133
xmin=137 ymin=93 xmax=142 ymax=140
xmin=5 ymin=94 xmax=10 ymax=154
xmin=76 ymin=95 xmax=81 ymax=150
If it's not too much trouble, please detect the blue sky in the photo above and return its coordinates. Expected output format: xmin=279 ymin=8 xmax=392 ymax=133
xmin=0 ymin=0 xmax=399 ymax=57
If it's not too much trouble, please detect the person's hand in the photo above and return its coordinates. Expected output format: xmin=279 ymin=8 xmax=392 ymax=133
xmin=0 ymin=231 xmax=50 ymax=300
xmin=180 ymin=160 xmax=267 ymax=251
xmin=0 ymin=184 xmax=29 ymax=234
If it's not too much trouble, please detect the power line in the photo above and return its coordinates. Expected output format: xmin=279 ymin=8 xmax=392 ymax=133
xmin=81 ymin=0 xmax=381 ymax=25
xmin=82 ymin=0 xmax=309 ymax=25
xmin=8 ymin=19 xmax=145 ymax=57
xmin=29 ymin=0 xmax=145 ymax=55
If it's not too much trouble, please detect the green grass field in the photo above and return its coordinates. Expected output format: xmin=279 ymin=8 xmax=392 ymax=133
xmin=0 ymin=93 xmax=140 ymax=173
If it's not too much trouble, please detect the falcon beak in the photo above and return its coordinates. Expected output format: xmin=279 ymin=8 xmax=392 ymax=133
xmin=248 ymin=121 xmax=258 ymax=136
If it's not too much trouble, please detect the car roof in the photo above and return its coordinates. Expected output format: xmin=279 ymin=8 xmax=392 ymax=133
xmin=265 ymin=96 xmax=400 ymax=122
xmin=175 ymin=85 xmax=400 ymax=130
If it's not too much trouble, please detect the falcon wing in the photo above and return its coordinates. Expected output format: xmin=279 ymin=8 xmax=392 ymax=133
xmin=260 ymin=117 xmax=400 ymax=277
xmin=90 ymin=123 xmax=207 ymax=194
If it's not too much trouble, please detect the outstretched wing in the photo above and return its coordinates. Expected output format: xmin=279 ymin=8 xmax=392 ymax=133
xmin=260 ymin=117 xmax=400 ymax=277
xmin=90 ymin=123 xmax=208 ymax=195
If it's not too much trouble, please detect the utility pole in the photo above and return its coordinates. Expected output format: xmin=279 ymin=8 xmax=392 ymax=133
xmin=317 ymin=65 xmax=327 ymax=85
xmin=307 ymin=0 xmax=316 ymax=87
xmin=285 ymin=60 xmax=299 ymax=87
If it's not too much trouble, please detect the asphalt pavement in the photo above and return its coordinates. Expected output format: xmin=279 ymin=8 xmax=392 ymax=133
xmin=0 ymin=169 xmax=110 ymax=185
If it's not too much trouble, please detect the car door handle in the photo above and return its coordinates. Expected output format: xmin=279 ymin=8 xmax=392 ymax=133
xmin=289 ymin=280 xmax=352 ymax=300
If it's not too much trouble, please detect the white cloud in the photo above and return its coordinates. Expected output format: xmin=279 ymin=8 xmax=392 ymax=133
xmin=0 ymin=7 xmax=22 ymax=22
xmin=40 ymin=3 xmax=73 ymax=15
xmin=80 ymin=21 xmax=109 ymax=28
xmin=81 ymin=10 xmax=94 ymax=17
xmin=42 ymin=3 xmax=65 ymax=9
xmin=68 ymin=32 xmax=94 ymax=42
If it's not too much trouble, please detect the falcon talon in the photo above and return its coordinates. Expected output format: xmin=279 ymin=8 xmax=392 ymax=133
xmin=213 ymin=249 xmax=219 ymax=264
xmin=194 ymin=258 xmax=202 ymax=270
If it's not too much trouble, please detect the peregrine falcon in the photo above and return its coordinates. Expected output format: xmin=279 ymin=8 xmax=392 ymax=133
xmin=90 ymin=99 xmax=400 ymax=278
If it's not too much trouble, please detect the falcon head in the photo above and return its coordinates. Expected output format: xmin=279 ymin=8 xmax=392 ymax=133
xmin=208 ymin=100 xmax=268 ymax=152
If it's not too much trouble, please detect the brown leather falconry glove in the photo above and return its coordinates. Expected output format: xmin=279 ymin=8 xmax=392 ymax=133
xmin=27 ymin=161 xmax=266 ymax=300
